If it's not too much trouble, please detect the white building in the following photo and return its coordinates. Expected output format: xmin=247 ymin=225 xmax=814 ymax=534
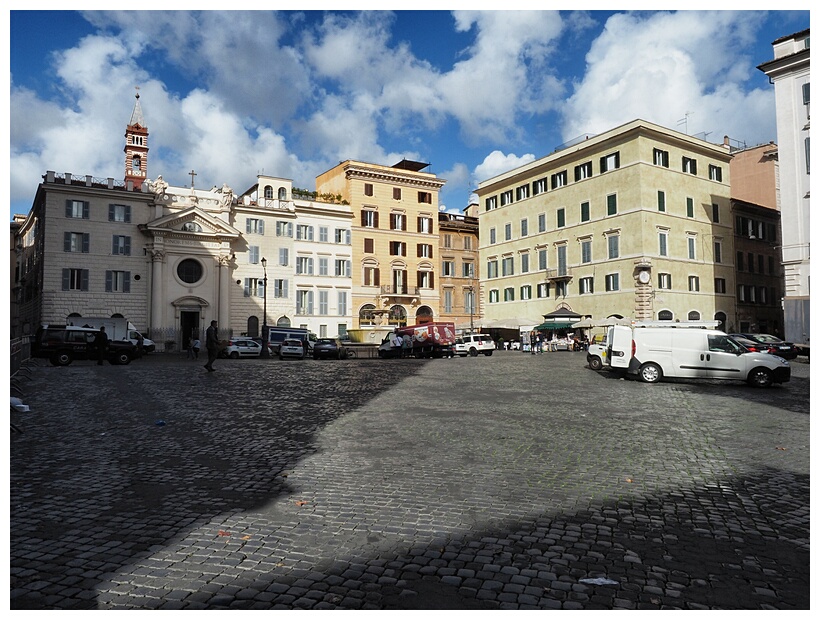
xmin=758 ymin=28 xmax=810 ymax=347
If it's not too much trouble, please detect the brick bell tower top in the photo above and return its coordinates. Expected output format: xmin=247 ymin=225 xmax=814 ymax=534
xmin=124 ymin=89 xmax=148 ymax=190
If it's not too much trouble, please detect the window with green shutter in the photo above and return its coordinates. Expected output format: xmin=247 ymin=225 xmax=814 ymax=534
xmin=580 ymin=201 xmax=590 ymax=222
xmin=657 ymin=191 xmax=665 ymax=212
xmin=607 ymin=194 xmax=617 ymax=216
xmin=686 ymin=197 xmax=694 ymax=218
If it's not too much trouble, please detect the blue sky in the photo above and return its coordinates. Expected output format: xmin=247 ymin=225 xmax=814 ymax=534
xmin=6 ymin=8 xmax=810 ymax=219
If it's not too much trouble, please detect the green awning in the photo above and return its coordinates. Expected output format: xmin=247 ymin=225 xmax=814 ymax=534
xmin=534 ymin=321 xmax=575 ymax=330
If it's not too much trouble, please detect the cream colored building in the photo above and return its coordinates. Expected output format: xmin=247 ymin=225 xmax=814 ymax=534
xmin=476 ymin=119 xmax=737 ymax=331
xmin=315 ymin=159 xmax=446 ymax=328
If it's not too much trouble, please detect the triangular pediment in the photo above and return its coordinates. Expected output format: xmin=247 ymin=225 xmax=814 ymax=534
xmin=141 ymin=206 xmax=241 ymax=238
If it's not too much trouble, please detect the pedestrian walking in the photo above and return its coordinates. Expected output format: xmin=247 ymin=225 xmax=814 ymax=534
xmin=94 ymin=326 xmax=108 ymax=365
xmin=204 ymin=320 xmax=219 ymax=372
xmin=530 ymin=331 xmax=537 ymax=355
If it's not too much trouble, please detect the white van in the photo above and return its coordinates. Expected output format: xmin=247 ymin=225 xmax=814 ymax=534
xmin=454 ymin=334 xmax=495 ymax=357
xmin=607 ymin=322 xmax=790 ymax=387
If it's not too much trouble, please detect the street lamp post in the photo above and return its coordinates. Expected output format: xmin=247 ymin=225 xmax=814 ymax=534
xmin=468 ymin=285 xmax=474 ymax=334
xmin=260 ymin=257 xmax=269 ymax=358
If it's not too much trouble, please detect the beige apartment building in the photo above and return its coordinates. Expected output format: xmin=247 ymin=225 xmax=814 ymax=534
xmin=437 ymin=205 xmax=480 ymax=332
xmin=476 ymin=119 xmax=737 ymax=331
xmin=315 ymin=159 xmax=446 ymax=329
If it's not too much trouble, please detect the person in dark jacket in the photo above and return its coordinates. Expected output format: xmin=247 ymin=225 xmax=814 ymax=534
xmin=94 ymin=326 xmax=109 ymax=365
xmin=204 ymin=320 xmax=219 ymax=372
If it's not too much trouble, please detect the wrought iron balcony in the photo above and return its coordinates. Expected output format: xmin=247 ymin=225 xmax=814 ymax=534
xmin=544 ymin=267 xmax=572 ymax=281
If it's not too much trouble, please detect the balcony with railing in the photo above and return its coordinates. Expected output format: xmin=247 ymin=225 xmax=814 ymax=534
xmin=544 ymin=266 xmax=573 ymax=281
xmin=380 ymin=285 xmax=420 ymax=297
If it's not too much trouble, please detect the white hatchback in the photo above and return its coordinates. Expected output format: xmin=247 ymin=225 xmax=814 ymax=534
xmin=279 ymin=339 xmax=305 ymax=360
xmin=222 ymin=339 xmax=263 ymax=359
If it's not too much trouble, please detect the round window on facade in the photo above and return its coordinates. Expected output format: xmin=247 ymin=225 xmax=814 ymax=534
xmin=177 ymin=259 xmax=203 ymax=284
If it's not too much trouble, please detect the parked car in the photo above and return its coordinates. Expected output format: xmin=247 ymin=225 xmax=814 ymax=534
xmin=730 ymin=333 xmax=798 ymax=360
xmin=312 ymin=338 xmax=348 ymax=360
xmin=221 ymin=338 xmax=264 ymax=359
xmin=279 ymin=338 xmax=305 ymax=360
xmin=33 ymin=325 xmax=137 ymax=366
xmin=250 ymin=337 xmax=276 ymax=356
xmin=454 ymin=333 xmax=495 ymax=357
xmin=727 ymin=335 xmax=769 ymax=354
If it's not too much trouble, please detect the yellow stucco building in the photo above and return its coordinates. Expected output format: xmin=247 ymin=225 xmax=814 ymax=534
xmin=476 ymin=119 xmax=737 ymax=331
xmin=316 ymin=159 xmax=446 ymax=329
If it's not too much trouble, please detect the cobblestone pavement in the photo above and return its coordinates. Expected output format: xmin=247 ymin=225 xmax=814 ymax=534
xmin=9 ymin=350 xmax=810 ymax=610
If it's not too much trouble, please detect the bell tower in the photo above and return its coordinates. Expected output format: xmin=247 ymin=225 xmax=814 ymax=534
xmin=124 ymin=89 xmax=148 ymax=190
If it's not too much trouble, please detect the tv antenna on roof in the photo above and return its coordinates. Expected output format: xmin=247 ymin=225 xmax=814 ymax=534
xmin=677 ymin=111 xmax=693 ymax=135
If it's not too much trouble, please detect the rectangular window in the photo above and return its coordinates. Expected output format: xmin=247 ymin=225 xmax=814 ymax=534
xmin=108 ymin=204 xmax=130 ymax=222
xmin=338 ymin=291 xmax=348 ymax=316
xmin=417 ymin=243 xmax=433 ymax=258
xmin=606 ymin=194 xmax=617 ymax=216
xmin=748 ymin=252 xmax=754 ymax=273
xmin=296 ymin=256 xmax=314 ymax=275
xmin=758 ymin=254 xmax=764 ymax=274
xmin=520 ymin=218 xmax=528 ymax=237
xmin=503 ymin=287 xmax=515 ymax=302
xmin=393 ymin=187 xmax=401 ymax=200
xmin=62 ymin=268 xmax=89 ymax=291
xmin=516 ymin=184 xmax=530 ymax=201
xmin=714 ymin=278 xmax=726 ymax=294
xmin=708 ymin=164 xmax=722 ymax=182
xmin=737 ymin=252 xmax=744 ymax=270
xmin=246 ymin=218 xmax=264 ymax=234
xmin=319 ymin=290 xmax=329 ymax=315
xmin=489 ymin=289 xmax=499 ymax=303
xmin=574 ymin=161 xmax=592 ymax=181
xmin=335 ymin=259 xmax=351 ymax=277
xmin=273 ymin=279 xmax=288 ymax=298
xmin=389 ymin=241 xmax=407 ymax=256
xmin=605 ymin=273 xmax=619 ymax=292
xmin=334 ymin=228 xmax=350 ymax=244
xmin=682 ymin=156 xmax=698 ymax=175
xmin=112 ymin=235 xmax=131 ymax=256
xmin=319 ymin=257 xmax=328 ymax=276
xmin=581 ymin=240 xmax=592 ymax=264
xmin=276 ymin=221 xmax=293 ymax=237
xmin=500 ymin=190 xmax=513 ymax=206
xmin=319 ymin=226 xmax=328 ymax=242
xmin=417 ymin=216 xmax=433 ymax=233
xmin=463 ymin=236 xmax=472 ymax=250
xmin=502 ymin=256 xmax=514 ymax=276
xmin=657 ymin=190 xmax=666 ymax=212
xmin=66 ymin=200 xmax=89 ymax=219
xmin=418 ymin=191 xmax=432 ymax=204
xmin=248 ymin=246 xmax=260 ymax=264
xmin=714 ymin=241 xmax=722 ymax=264
xmin=106 ymin=270 xmax=131 ymax=293
xmin=712 ymin=203 xmax=720 ymax=223
xmin=658 ymin=273 xmax=672 ymax=289
xmin=443 ymin=289 xmax=453 ymax=313
xmin=520 ymin=285 xmax=532 ymax=300
xmin=538 ymin=213 xmax=546 ymax=232
xmin=364 ymin=183 xmax=374 ymax=196
xmin=485 ymin=196 xmax=497 ymax=211
xmin=686 ymin=197 xmax=694 ymax=218
xmin=538 ymin=248 xmax=547 ymax=271
xmin=533 ymin=178 xmax=547 ymax=195
xmin=580 ymin=201 xmax=590 ymax=222
xmin=551 ymin=170 xmax=567 ymax=189
xmin=279 ymin=248 xmax=289 ymax=266
xmin=579 ymin=276 xmax=594 ymax=295
xmin=390 ymin=213 xmax=405 ymax=231
xmin=653 ymin=148 xmax=669 ymax=167
xmin=688 ymin=276 xmax=700 ymax=292
xmin=462 ymin=262 xmax=475 ymax=278
xmin=658 ymin=231 xmax=667 ymax=257
xmin=537 ymin=282 xmax=550 ymax=298
xmin=600 ymin=152 xmax=620 ymax=172
xmin=556 ymin=281 xmax=567 ymax=297
xmin=557 ymin=208 xmax=565 ymax=228
xmin=364 ymin=238 xmax=374 ymax=253
xmin=487 ymin=260 xmax=498 ymax=279
xmin=444 ymin=233 xmax=453 ymax=248
xmin=607 ymin=235 xmax=619 ymax=259
xmin=64 ymin=232 xmax=89 ymax=253
xmin=769 ymin=256 xmax=775 ymax=275
xmin=688 ymin=237 xmax=696 ymax=260
xmin=296 ymin=290 xmax=314 ymax=315
xmin=361 ymin=210 xmax=378 ymax=228
xmin=504 ymin=222 xmax=512 ymax=240
xmin=244 ymin=277 xmax=263 ymax=297
xmin=442 ymin=260 xmax=455 ymax=277
xmin=489 ymin=228 xmax=496 ymax=245
xmin=521 ymin=253 xmax=530 ymax=274
xmin=557 ymin=246 xmax=567 ymax=276
xmin=363 ymin=266 xmax=380 ymax=286
xmin=464 ymin=289 xmax=475 ymax=314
